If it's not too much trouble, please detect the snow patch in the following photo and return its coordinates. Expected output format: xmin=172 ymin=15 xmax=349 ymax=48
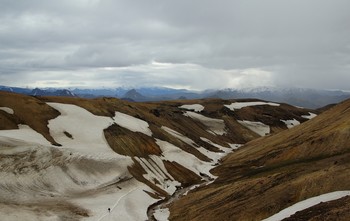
xmin=280 ymin=119 xmax=300 ymax=129
xmin=153 ymin=208 xmax=170 ymax=221
xmin=161 ymin=126 xmax=221 ymax=166
xmin=156 ymin=139 xmax=215 ymax=179
xmin=113 ymin=111 xmax=152 ymax=136
xmin=72 ymin=179 xmax=158 ymax=221
xmin=302 ymin=112 xmax=317 ymax=119
xmin=179 ymin=104 xmax=204 ymax=112
xmin=0 ymin=107 xmax=14 ymax=114
xmin=184 ymin=111 xmax=226 ymax=135
xmin=47 ymin=103 xmax=130 ymax=160
xmin=135 ymin=157 xmax=181 ymax=195
xmin=0 ymin=124 xmax=52 ymax=146
xmin=228 ymin=143 xmax=243 ymax=150
xmin=225 ymin=101 xmax=280 ymax=111
xmin=238 ymin=120 xmax=270 ymax=136
xmin=200 ymin=137 xmax=229 ymax=153
xmin=262 ymin=191 xmax=350 ymax=221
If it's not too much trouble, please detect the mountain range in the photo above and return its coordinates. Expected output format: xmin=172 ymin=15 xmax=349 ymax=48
xmin=2 ymin=85 xmax=350 ymax=108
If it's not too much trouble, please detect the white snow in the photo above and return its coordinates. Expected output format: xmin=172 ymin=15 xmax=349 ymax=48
xmin=200 ymin=137 xmax=230 ymax=154
xmin=228 ymin=143 xmax=243 ymax=150
xmin=47 ymin=103 xmax=131 ymax=160
xmin=184 ymin=111 xmax=226 ymax=135
xmin=135 ymin=156 xmax=181 ymax=195
xmin=156 ymin=139 xmax=215 ymax=179
xmin=179 ymin=104 xmax=204 ymax=112
xmin=225 ymin=101 xmax=280 ymax=111
xmin=237 ymin=120 xmax=270 ymax=136
xmin=72 ymin=178 xmax=158 ymax=221
xmin=161 ymin=126 xmax=221 ymax=166
xmin=153 ymin=208 xmax=170 ymax=221
xmin=302 ymin=112 xmax=317 ymax=119
xmin=0 ymin=124 xmax=52 ymax=146
xmin=113 ymin=111 xmax=153 ymax=136
xmin=262 ymin=191 xmax=350 ymax=221
xmin=280 ymin=119 xmax=300 ymax=129
xmin=0 ymin=107 xmax=14 ymax=114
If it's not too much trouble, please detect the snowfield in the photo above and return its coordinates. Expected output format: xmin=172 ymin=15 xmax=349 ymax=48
xmin=47 ymin=103 xmax=125 ymax=158
xmin=237 ymin=120 xmax=270 ymax=136
xmin=113 ymin=111 xmax=153 ymax=136
xmin=225 ymin=101 xmax=280 ymax=111
xmin=0 ymin=107 xmax=14 ymax=114
xmin=184 ymin=111 xmax=226 ymax=135
xmin=0 ymin=101 xmax=246 ymax=221
xmin=262 ymin=191 xmax=350 ymax=221
xmin=72 ymin=179 xmax=158 ymax=221
xmin=179 ymin=104 xmax=204 ymax=112
xmin=0 ymin=124 xmax=52 ymax=146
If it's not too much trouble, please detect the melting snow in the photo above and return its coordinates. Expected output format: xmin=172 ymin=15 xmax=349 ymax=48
xmin=72 ymin=179 xmax=158 ymax=221
xmin=262 ymin=191 xmax=350 ymax=221
xmin=237 ymin=120 xmax=270 ymax=136
xmin=184 ymin=111 xmax=226 ymax=135
xmin=179 ymin=104 xmax=204 ymax=112
xmin=228 ymin=143 xmax=243 ymax=150
xmin=280 ymin=119 xmax=300 ymax=129
xmin=0 ymin=107 xmax=14 ymax=114
xmin=302 ymin=112 xmax=317 ymax=120
xmin=225 ymin=101 xmax=280 ymax=111
xmin=153 ymin=208 xmax=170 ymax=221
xmin=161 ymin=126 xmax=221 ymax=166
xmin=0 ymin=124 xmax=52 ymax=146
xmin=114 ymin=111 xmax=153 ymax=136
xmin=47 ymin=103 xmax=130 ymax=160
xmin=156 ymin=139 xmax=215 ymax=179
xmin=135 ymin=156 xmax=181 ymax=195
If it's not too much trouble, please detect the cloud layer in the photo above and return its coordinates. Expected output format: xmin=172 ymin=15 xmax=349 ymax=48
xmin=1 ymin=0 xmax=350 ymax=90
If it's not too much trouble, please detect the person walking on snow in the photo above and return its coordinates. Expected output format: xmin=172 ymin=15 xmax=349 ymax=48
xmin=108 ymin=208 xmax=111 ymax=213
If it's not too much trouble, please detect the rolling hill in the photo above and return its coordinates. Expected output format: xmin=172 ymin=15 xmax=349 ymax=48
xmin=168 ymin=98 xmax=350 ymax=221
xmin=1 ymin=91 xmax=342 ymax=220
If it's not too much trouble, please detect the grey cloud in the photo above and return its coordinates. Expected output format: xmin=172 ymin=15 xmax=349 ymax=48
xmin=0 ymin=0 xmax=350 ymax=90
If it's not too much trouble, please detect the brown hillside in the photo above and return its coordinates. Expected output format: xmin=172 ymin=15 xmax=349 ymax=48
xmin=1 ymin=92 xmax=317 ymax=198
xmin=0 ymin=92 xmax=60 ymax=145
xmin=169 ymin=99 xmax=350 ymax=220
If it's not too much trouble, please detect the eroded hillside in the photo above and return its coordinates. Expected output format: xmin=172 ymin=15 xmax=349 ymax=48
xmin=169 ymin=99 xmax=350 ymax=221
xmin=0 ymin=91 xmax=318 ymax=220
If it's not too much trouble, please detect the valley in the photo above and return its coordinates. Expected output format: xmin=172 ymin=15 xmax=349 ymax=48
xmin=1 ymin=91 xmax=349 ymax=220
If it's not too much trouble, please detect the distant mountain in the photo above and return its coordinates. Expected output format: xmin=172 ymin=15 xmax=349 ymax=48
xmin=31 ymin=88 xmax=76 ymax=97
xmin=122 ymin=89 xmax=147 ymax=102
xmin=208 ymin=87 xmax=350 ymax=108
xmin=1 ymin=85 xmax=350 ymax=108
xmin=0 ymin=85 xmax=31 ymax=94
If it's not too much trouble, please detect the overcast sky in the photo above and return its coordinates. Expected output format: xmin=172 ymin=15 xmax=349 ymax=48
xmin=0 ymin=0 xmax=349 ymax=90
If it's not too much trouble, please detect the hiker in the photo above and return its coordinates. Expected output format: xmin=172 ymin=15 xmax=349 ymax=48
xmin=108 ymin=208 xmax=111 ymax=213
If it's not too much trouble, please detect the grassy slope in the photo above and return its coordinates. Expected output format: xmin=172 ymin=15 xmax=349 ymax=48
xmin=169 ymin=99 xmax=350 ymax=220
xmin=0 ymin=92 xmax=60 ymax=145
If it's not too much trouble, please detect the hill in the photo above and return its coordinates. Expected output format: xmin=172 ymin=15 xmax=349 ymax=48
xmin=0 ymin=91 xmax=317 ymax=220
xmin=168 ymin=98 xmax=350 ymax=220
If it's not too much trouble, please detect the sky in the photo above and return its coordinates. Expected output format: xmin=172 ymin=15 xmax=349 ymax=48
xmin=0 ymin=0 xmax=350 ymax=90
